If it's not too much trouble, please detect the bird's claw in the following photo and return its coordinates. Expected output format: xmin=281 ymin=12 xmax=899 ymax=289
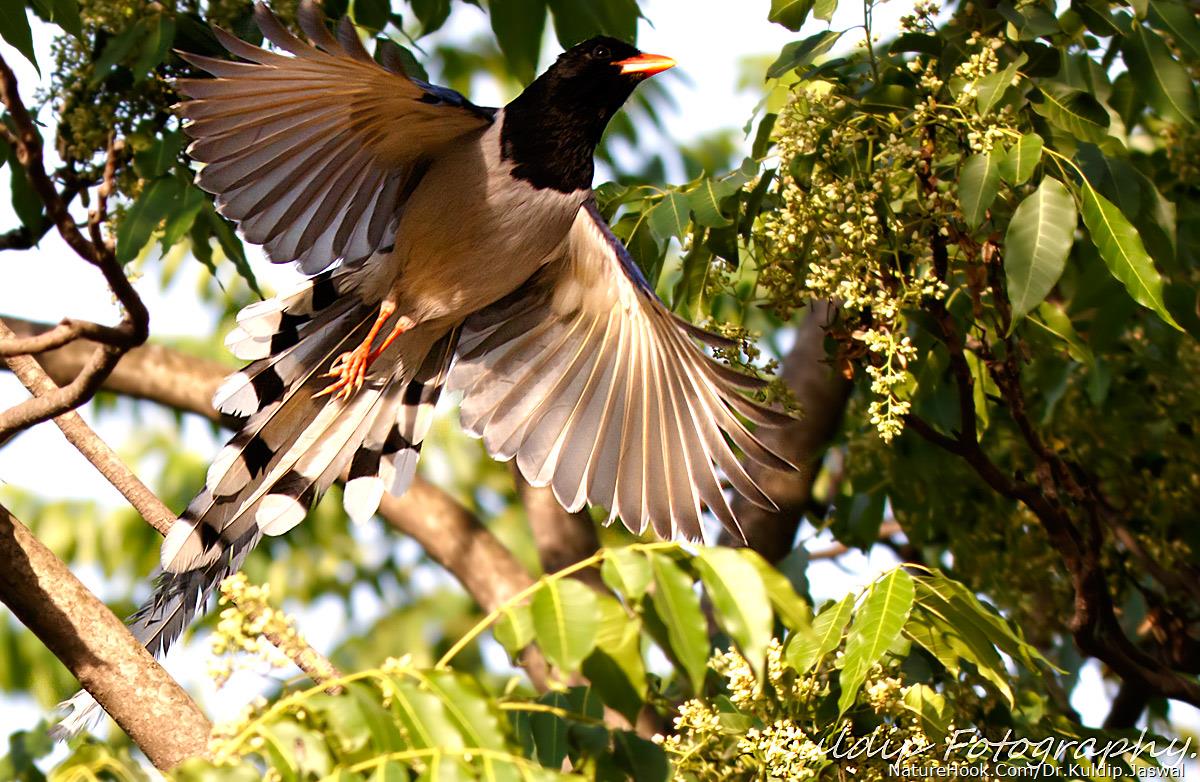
xmin=315 ymin=347 xmax=371 ymax=400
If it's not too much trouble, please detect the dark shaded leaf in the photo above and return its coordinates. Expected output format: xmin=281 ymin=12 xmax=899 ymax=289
xmin=1122 ymin=22 xmax=1197 ymax=123
xmin=90 ymin=21 xmax=144 ymax=87
xmin=768 ymin=0 xmax=814 ymax=31
xmin=1148 ymin=0 xmax=1200 ymax=60
xmin=1030 ymin=84 xmax=1111 ymax=144
xmin=410 ymin=0 xmax=451 ymax=35
xmin=0 ymin=4 xmax=37 ymax=70
xmin=353 ymin=0 xmax=391 ymax=30
xmin=491 ymin=0 xmax=546 ymax=82
xmin=117 ymin=177 xmax=183 ymax=263
xmin=1079 ymin=178 xmax=1181 ymax=330
xmin=131 ymin=14 xmax=175 ymax=82
xmin=766 ymin=31 xmax=843 ymax=79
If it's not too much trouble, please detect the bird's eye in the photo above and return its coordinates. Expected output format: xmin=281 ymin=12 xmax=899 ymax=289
xmin=592 ymin=44 xmax=610 ymax=59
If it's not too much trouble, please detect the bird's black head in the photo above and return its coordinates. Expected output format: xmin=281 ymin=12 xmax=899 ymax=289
xmin=502 ymin=36 xmax=675 ymax=193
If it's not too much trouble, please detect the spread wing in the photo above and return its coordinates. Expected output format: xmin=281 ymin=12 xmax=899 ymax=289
xmin=175 ymin=1 xmax=494 ymax=273
xmin=448 ymin=200 xmax=796 ymax=541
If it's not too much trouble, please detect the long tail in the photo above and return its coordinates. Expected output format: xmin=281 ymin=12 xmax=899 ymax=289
xmin=50 ymin=266 xmax=459 ymax=739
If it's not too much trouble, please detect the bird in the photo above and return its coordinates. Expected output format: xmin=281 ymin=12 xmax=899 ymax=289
xmin=51 ymin=0 xmax=794 ymax=737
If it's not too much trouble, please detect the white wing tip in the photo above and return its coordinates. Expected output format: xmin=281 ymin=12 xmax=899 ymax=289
xmin=343 ymin=476 xmax=385 ymax=524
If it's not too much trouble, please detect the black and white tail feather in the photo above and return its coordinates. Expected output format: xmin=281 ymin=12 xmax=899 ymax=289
xmin=50 ymin=266 xmax=456 ymax=739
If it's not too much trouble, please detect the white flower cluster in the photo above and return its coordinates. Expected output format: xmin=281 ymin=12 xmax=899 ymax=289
xmin=738 ymin=720 xmax=827 ymax=780
xmin=208 ymin=573 xmax=307 ymax=688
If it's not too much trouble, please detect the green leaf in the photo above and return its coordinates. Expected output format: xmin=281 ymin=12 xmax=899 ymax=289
xmin=131 ymin=14 xmax=175 ymax=82
xmin=1030 ymin=301 xmax=1095 ymax=367
xmin=998 ymin=133 xmax=1044 ymax=185
xmin=352 ymin=0 xmax=391 ymax=30
xmin=32 ymin=0 xmax=81 ymax=39
xmin=7 ymin=146 xmax=42 ymax=231
xmin=1148 ymin=0 xmax=1200 ymax=61
xmin=117 ymin=177 xmax=183 ymax=263
xmin=915 ymin=569 xmax=1056 ymax=673
xmin=694 ymin=548 xmax=773 ymax=681
xmin=673 ymin=229 xmax=712 ymax=319
xmin=387 ymin=678 xmax=466 ymax=751
xmin=785 ymin=592 xmax=854 ymax=673
xmin=90 ymin=22 xmax=144 ymax=87
xmin=620 ymin=211 xmax=666 ymax=286
xmin=611 ymin=732 xmax=671 ymax=782
xmin=159 ymin=183 xmax=207 ymax=253
xmin=814 ymin=0 xmax=838 ymax=22
xmin=490 ymin=0 xmax=546 ymax=83
xmin=601 ymin=547 xmax=652 ymax=599
xmin=0 ymin=4 xmax=37 ymax=70
xmin=1079 ymin=178 xmax=1182 ymax=330
xmin=768 ymin=0 xmax=815 ymax=31
xmin=739 ymin=548 xmax=812 ymax=632
xmin=415 ymin=671 xmax=508 ymax=751
xmin=582 ymin=594 xmax=647 ymax=723
xmin=648 ymin=192 xmax=690 ymax=243
xmin=687 ymin=178 xmax=736 ymax=228
xmin=1004 ymin=176 xmax=1077 ymax=323
xmin=134 ymin=130 xmax=185 ymax=179
xmin=648 ymin=553 xmax=709 ymax=692
xmin=766 ymin=31 xmax=843 ymax=79
xmin=998 ymin=1 xmax=1061 ymax=39
xmin=974 ymin=62 xmax=1019 ymax=115
xmin=1122 ymin=23 xmax=1197 ymax=123
xmin=410 ymin=0 xmax=451 ymax=35
xmin=547 ymin=0 xmax=640 ymax=46
xmin=1030 ymin=85 xmax=1111 ymax=144
xmin=531 ymin=578 xmax=599 ymax=672
xmin=199 ymin=204 xmax=264 ymax=297
xmin=958 ymin=152 xmax=1001 ymax=230
xmin=838 ymin=569 xmax=914 ymax=714
xmin=902 ymin=684 xmax=951 ymax=742
xmin=493 ymin=603 xmax=533 ymax=655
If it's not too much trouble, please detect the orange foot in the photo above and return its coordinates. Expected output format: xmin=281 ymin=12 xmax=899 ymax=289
xmin=315 ymin=304 xmax=413 ymax=401
xmin=316 ymin=344 xmax=374 ymax=401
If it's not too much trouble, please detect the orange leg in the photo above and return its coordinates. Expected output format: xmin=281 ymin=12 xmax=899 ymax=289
xmin=315 ymin=302 xmax=413 ymax=401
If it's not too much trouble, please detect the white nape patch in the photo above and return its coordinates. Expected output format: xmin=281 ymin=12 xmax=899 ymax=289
xmin=343 ymin=476 xmax=385 ymax=524
xmin=256 ymin=494 xmax=306 ymax=536
xmin=213 ymin=372 xmax=259 ymax=417
xmin=235 ymin=299 xmax=284 ymax=337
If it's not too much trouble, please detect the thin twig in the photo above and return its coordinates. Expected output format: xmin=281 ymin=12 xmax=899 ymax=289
xmin=0 ymin=52 xmax=148 ymax=443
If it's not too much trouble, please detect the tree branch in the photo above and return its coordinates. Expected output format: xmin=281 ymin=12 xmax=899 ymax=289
xmin=0 ymin=55 xmax=148 ymax=444
xmin=1 ymin=316 xmax=552 ymax=687
xmin=718 ymin=301 xmax=852 ymax=562
xmin=1 ymin=318 xmax=346 ymax=725
xmin=514 ymin=467 xmax=605 ymax=591
xmin=0 ymin=502 xmax=212 ymax=770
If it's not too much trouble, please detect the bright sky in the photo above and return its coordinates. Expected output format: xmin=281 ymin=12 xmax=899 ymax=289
xmin=0 ymin=0 xmax=1181 ymax=762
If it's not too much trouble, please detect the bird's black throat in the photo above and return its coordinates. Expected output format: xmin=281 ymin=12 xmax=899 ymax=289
xmin=500 ymin=40 xmax=643 ymax=193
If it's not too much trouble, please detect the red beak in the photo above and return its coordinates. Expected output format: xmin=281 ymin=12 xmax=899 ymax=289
xmin=613 ymin=52 xmax=676 ymax=77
